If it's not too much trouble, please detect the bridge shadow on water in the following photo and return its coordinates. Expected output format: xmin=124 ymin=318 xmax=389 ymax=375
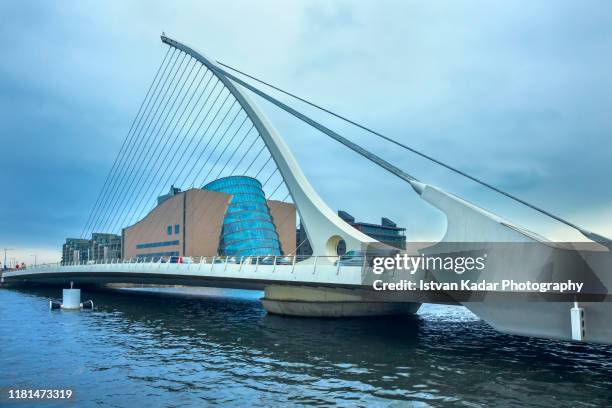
xmin=4 ymin=286 xmax=612 ymax=406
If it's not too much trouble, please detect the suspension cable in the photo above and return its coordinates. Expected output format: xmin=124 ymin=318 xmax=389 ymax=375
xmin=81 ymin=46 xmax=172 ymax=238
xmin=213 ymin=60 xmax=610 ymax=243
xmin=86 ymin=49 xmax=182 ymax=236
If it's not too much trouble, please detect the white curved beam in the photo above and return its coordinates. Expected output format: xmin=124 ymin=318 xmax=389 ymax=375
xmin=161 ymin=35 xmax=377 ymax=255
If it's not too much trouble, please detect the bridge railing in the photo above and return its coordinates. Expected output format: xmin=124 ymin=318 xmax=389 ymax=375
xmin=20 ymin=254 xmax=375 ymax=274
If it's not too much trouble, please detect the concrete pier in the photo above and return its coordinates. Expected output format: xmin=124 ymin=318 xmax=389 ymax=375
xmin=262 ymin=285 xmax=421 ymax=317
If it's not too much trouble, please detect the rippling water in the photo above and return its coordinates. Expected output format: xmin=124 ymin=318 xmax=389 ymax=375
xmin=1 ymin=287 xmax=611 ymax=407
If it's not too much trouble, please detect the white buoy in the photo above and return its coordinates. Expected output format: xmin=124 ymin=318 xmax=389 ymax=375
xmin=62 ymin=288 xmax=81 ymax=309
xmin=49 ymin=282 xmax=94 ymax=311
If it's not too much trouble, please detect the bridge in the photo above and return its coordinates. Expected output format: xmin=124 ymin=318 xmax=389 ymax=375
xmin=3 ymin=35 xmax=611 ymax=345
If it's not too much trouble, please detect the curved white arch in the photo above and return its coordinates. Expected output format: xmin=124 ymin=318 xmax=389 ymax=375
xmin=161 ymin=35 xmax=377 ymax=255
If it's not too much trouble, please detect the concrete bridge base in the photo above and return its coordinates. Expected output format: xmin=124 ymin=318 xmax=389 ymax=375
xmin=262 ymin=285 xmax=421 ymax=317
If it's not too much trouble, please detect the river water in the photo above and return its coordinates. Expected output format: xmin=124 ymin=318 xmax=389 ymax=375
xmin=0 ymin=287 xmax=611 ymax=407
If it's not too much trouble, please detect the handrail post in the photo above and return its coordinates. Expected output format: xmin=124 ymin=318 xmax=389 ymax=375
xmin=362 ymin=255 xmax=367 ymax=276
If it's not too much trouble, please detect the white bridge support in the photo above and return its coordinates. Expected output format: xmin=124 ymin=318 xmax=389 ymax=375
xmin=412 ymin=182 xmax=612 ymax=344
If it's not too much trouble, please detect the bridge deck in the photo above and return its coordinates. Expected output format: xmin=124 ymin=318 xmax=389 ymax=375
xmin=1 ymin=259 xmax=365 ymax=291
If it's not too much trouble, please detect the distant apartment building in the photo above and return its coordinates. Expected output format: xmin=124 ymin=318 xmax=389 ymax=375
xmin=91 ymin=233 xmax=122 ymax=260
xmin=296 ymin=210 xmax=406 ymax=256
xmin=61 ymin=233 xmax=121 ymax=264
xmin=61 ymin=238 xmax=91 ymax=264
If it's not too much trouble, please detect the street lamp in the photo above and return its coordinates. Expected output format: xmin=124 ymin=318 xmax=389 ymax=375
xmin=30 ymin=254 xmax=37 ymax=267
xmin=3 ymin=248 xmax=13 ymax=270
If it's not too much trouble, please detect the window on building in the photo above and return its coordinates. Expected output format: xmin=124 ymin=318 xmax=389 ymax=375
xmin=167 ymin=225 xmax=172 ymax=236
xmin=174 ymin=224 xmax=180 ymax=234
xmin=136 ymin=240 xmax=179 ymax=249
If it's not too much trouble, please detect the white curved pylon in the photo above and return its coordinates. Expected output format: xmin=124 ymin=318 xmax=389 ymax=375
xmin=161 ymin=35 xmax=377 ymax=256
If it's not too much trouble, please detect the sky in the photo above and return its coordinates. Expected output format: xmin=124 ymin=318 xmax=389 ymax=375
xmin=1 ymin=1 xmax=611 ymax=264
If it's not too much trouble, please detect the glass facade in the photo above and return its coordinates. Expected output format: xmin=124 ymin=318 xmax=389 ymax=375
xmin=204 ymin=176 xmax=282 ymax=257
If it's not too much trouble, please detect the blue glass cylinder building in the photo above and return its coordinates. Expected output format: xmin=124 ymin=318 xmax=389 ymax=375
xmin=203 ymin=176 xmax=282 ymax=257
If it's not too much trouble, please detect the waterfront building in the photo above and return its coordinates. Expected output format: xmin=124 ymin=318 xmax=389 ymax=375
xmin=296 ymin=210 xmax=406 ymax=256
xmin=337 ymin=211 xmax=406 ymax=250
xmin=122 ymin=177 xmax=296 ymax=259
xmin=61 ymin=238 xmax=91 ymax=264
xmin=91 ymin=233 xmax=122 ymax=261
xmin=61 ymin=233 xmax=121 ymax=264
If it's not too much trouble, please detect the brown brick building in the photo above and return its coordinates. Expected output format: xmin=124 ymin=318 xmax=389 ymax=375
xmin=122 ymin=183 xmax=296 ymax=259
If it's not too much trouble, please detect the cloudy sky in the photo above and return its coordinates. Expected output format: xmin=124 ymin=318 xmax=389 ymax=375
xmin=1 ymin=1 xmax=611 ymax=263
